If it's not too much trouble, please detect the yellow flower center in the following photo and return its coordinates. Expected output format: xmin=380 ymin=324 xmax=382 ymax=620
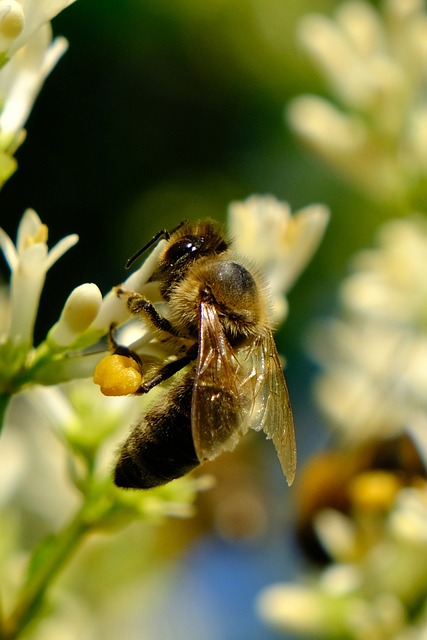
xmin=24 ymin=224 xmax=48 ymax=249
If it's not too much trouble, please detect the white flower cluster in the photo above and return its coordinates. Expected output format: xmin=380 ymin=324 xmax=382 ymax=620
xmin=0 ymin=209 xmax=168 ymax=395
xmin=0 ymin=209 xmax=79 ymax=347
xmin=0 ymin=0 xmax=74 ymax=182
xmin=288 ymin=0 xmax=427 ymax=203
xmin=228 ymin=195 xmax=329 ymax=325
xmin=258 ymin=477 xmax=427 ymax=639
xmin=309 ymin=216 xmax=427 ymax=448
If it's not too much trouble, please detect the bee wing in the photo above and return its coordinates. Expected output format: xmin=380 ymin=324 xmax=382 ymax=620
xmin=239 ymin=331 xmax=296 ymax=486
xmin=191 ymin=301 xmax=247 ymax=462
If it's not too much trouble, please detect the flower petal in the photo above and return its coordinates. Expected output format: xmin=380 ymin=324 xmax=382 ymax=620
xmin=48 ymin=283 xmax=103 ymax=346
xmin=17 ymin=241 xmax=48 ymax=275
xmin=0 ymin=225 xmax=18 ymax=270
xmin=16 ymin=208 xmax=43 ymax=254
xmin=45 ymin=233 xmax=79 ymax=271
xmin=5 ymin=0 xmax=76 ymax=59
xmin=0 ymin=25 xmax=68 ymax=139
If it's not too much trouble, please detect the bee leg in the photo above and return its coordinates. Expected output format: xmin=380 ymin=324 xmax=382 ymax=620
xmin=128 ymin=293 xmax=178 ymax=334
xmin=107 ymin=322 xmax=142 ymax=365
xmin=136 ymin=344 xmax=197 ymax=394
xmin=116 ymin=288 xmax=179 ymax=337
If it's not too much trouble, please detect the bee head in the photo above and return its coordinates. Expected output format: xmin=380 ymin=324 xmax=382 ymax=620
xmin=151 ymin=220 xmax=229 ymax=297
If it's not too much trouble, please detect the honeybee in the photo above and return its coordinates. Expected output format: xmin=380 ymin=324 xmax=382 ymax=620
xmin=112 ymin=219 xmax=296 ymax=489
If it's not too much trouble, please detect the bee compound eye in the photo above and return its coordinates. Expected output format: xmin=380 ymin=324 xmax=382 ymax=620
xmin=166 ymin=236 xmax=204 ymax=263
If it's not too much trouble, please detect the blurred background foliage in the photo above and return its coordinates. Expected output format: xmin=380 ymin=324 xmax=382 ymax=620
xmin=0 ymin=0 xmax=398 ymax=638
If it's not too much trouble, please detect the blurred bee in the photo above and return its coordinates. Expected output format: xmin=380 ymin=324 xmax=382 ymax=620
xmin=112 ymin=219 xmax=296 ymax=489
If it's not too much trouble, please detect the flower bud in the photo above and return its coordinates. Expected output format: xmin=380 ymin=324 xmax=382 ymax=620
xmin=257 ymin=584 xmax=341 ymax=635
xmin=49 ymin=283 xmax=102 ymax=346
xmin=0 ymin=1 xmax=24 ymax=40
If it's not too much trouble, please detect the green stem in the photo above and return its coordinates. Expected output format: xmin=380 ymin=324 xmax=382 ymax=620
xmin=0 ymin=392 xmax=11 ymax=436
xmin=0 ymin=503 xmax=90 ymax=640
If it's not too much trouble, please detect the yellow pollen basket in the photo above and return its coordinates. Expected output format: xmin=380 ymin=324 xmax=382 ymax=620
xmin=94 ymin=354 xmax=142 ymax=396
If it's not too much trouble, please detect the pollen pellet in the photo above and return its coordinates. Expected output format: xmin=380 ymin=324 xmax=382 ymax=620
xmin=94 ymin=354 xmax=142 ymax=396
xmin=348 ymin=471 xmax=402 ymax=512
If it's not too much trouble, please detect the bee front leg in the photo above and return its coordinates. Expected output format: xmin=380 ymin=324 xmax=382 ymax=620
xmin=116 ymin=287 xmax=179 ymax=336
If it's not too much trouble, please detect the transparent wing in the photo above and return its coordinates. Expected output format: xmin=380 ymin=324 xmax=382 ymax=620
xmin=239 ymin=331 xmax=296 ymax=486
xmin=191 ymin=301 xmax=247 ymax=462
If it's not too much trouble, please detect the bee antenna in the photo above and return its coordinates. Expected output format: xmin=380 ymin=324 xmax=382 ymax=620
xmin=125 ymin=229 xmax=169 ymax=269
xmin=125 ymin=220 xmax=189 ymax=269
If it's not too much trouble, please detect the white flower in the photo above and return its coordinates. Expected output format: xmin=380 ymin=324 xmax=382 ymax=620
xmin=0 ymin=209 xmax=78 ymax=345
xmin=341 ymin=217 xmax=427 ymax=326
xmin=91 ymin=237 xmax=165 ymax=334
xmin=288 ymin=94 xmax=403 ymax=201
xmin=310 ymin=216 xmax=427 ymax=444
xmin=389 ymin=485 xmax=427 ymax=543
xmin=48 ymin=283 xmax=103 ymax=347
xmin=0 ymin=0 xmax=75 ymax=60
xmin=311 ymin=319 xmax=427 ymax=443
xmin=314 ymin=508 xmax=358 ymax=562
xmin=228 ymin=195 xmax=329 ymax=324
xmin=258 ymin=534 xmax=407 ymax=637
xmin=0 ymin=23 xmax=68 ymax=151
xmin=295 ymin=1 xmax=404 ymax=114
xmin=257 ymin=583 xmax=345 ymax=636
xmin=0 ymin=2 xmax=24 ymax=44
xmin=288 ymin=0 xmax=427 ymax=201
